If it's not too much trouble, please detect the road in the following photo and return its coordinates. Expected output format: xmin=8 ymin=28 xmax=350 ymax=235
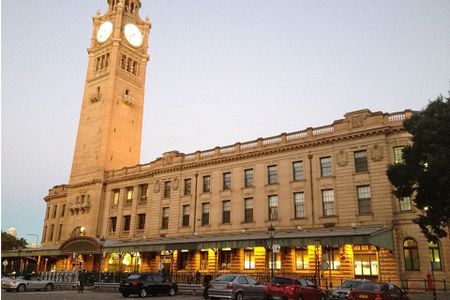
xmin=1 ymin=290 xmax=449 ymax=300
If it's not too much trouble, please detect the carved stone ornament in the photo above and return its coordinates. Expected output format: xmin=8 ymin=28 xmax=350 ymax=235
xmin=351 ymin=116 xmax=364 ymax=129
xmin=172 ymin=177 xmax=179 ymax=190
xmin=154 ymin=180 xmax=161 ymax=193
xmin=370 ymin=144 xmax=384 ymax=161
xmin=336 ymin=150 xmax=349 ymax=167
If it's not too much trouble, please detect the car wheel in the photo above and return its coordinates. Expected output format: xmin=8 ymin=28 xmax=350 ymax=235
xmin=139 ymin=288 xmax=148 ymax=298
xmin=44 ymin=283 xmax=54 ymax=292
xmin=17 ymin=284 xmax=26 ymax=292
xmin=122 ymin=292 xmax=130 ymax=297
xmin=168 ymin=287 xmax=176 ymax=296
xmin=236 ymin=292 xmax=244 ymax=300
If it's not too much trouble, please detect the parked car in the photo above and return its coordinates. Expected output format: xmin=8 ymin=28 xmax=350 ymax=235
xmin=329 ymin=279 xmax=370 ymax=299
xmin=348 ymin=282 xmax=409 ymax=300
xmin=119 ymin=273 xmax=178 ymax=298
xmin=266 ymin=276 xmax=326 ymax=300
xmin=208 ymin=274 xmax=266 ymax=300
xmin=1 ymin=274 xmax=55 ymax=292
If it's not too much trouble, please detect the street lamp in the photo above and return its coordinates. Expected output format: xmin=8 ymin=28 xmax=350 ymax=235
xmin=98 ymin=237 xmax=106 ymax=282
xmin=267 ymin=224 xmax=276 ymax=279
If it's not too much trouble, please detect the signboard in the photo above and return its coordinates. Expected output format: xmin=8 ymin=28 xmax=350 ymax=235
xmin=272 ymin=244 xmax=281 ymax=253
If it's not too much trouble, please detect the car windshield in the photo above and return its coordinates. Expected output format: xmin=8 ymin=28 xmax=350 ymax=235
xmin=127 ymin=274 xmax=142 ymax=280
xmin=216 ymin=275 xmax=237 ymax=282
xmin=341 ymin=280 xmax=363 ymax=288
xmin=357 ymin=283 xmax=386 ymax=292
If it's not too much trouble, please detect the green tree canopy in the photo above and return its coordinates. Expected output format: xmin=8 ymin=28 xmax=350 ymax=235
xmin=1 ymin=231 xmax=28 ymax=251
xmin=387 ymin=95 xmax=450 ymax=242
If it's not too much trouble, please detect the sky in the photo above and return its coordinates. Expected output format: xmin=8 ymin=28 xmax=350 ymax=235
xmin=2 ymin=0 xmax=450 ymax=243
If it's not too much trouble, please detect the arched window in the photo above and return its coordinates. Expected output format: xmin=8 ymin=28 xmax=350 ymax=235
xmin=403 ymin=239 xmax=420 ymax=271
xmin=429 ymin=242 xmax=442 ymax=271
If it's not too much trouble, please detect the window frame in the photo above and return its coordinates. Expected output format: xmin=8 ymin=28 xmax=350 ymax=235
xmin=354 ymin=150 xmax=368 ymax=173
xmin=202 ymin=203 xmax=210 ymax=226
xmin=268 ymin=195 xmax=279 ymax=220
xmin=294 ymin=192 xmax=305 ymax=219
xmin=357 ymin=185 xmax=372 ymax=214
xmin=244 ymin=169 xmax=254 ymax=188
xmin=203 ymin=175 xmax=211 ymax=193
xmin=320 ymin=156 xmax=332 ymax=177
xmin=292 ymin=161 xmax=304 ymax=181
xmin=244 ymin=198 xmax=253 ymax=223
xmin=163 ymin=181 xmax=171 ymax=198
xmin=403 ymin=238 xmax=420 ymax=271
xmin=267 ymin=165 xmax=278 ymax=184
xmin=182 ymin=205 xmax=190 ymax=227
xmin=137 ymin=213 xmax=146 ymax=230
xmin=184 ymin=178 xmax=192 ymax=196
xmin=222 ymin=200 xmax=231 ymax=224
xmin=223 ymin=172 xmax=232 ymax=190
xmin=322 ymin=189 xmax=335 ymax=216
xmin=123 ymin=215 xmax=131 ymax=232
xmin=161 ymin=208 xmax=169 ymax=230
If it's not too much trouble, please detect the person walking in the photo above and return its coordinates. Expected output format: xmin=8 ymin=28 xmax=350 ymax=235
xmin=78 ymin=268 xmax=86 ymax=293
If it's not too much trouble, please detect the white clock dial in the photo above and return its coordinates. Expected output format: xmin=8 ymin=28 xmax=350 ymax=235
xmin=96 ymin=21 xmax=113 ymax=43
xmin=124 ymin=23 xmax=143 ymax=47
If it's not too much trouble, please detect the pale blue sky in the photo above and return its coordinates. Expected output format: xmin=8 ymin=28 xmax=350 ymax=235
xmin=2 ymin=0 xmax=450 ymax=242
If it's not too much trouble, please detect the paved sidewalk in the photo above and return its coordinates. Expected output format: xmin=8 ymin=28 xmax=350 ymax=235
xmin=409 ymin=292 xmax=450 ymax=300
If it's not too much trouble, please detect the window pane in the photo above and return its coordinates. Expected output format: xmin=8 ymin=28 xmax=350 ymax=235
xmin=293 ymin=161 xmax=304 ymax=181
xmin=354 ymin=150 xmax=368 ymax=172
xmin=357 ymin=185 xmax=372 ymax=214
xmin=399 ymin=197 xmax=412 ymax=211
xmin=320 ymin=156 xmax=332 ymax=177
xmin=268 ymin=165 xmax=278 ymax=184
xmin=244 ymin=169 xmax=253 ymax=187
xmin=322 ymin=189 xmax=335 ymax=216
xmin=294 ymin=192 xmax=305 ymax=218
xmin=268 ymin=195 xmax=278 ymax=220
xmin=203 ymin=176 xmax=211 ymax=192
xmin=394 ymin=146 xmax=405 ymax=164
xmin=223 ymin=173 xmax=231 ymax=190
xmin=244 ymin=198 xmax=253 ymax=223
xmin=184 ymin=178 xmax=191 ymax=195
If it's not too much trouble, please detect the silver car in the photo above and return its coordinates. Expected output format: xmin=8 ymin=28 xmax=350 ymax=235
xmin=1 ymin=274 xmax=55 ymax=292
xmin=208 ymin=274 xmax=266 ymax=300
xmin=329 ymin=279 xmax=369 ymax=299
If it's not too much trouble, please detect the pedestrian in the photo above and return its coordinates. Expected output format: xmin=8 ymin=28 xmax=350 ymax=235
xmin=195 ymin=270 xmax=201 ymax=284
xmin=78 ymin=268 xmax=86 ymax=293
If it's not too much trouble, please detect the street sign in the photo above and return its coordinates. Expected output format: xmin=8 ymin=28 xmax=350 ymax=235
xmin=272 ymin=244 xmax=281 ymax=253
xmin=158 ymin=262 xmax=164 ymax=270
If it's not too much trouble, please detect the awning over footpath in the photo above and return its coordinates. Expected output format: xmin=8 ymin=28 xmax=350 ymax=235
xmin=1 ymin=226 xmax=393 ymax=257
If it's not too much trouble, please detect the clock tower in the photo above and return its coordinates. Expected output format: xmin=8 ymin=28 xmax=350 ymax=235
xmin=69 ymin=0 xmax=151 ymax=184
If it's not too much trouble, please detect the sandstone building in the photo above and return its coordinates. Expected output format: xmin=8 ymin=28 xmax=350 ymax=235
xmin=3 ymin=0 xmax=449 ymax=289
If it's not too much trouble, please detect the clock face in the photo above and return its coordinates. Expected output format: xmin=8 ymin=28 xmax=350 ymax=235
xmin=97 ymin=21 xmax=113 ymax=43
xmin=124 ymin=23 xmax=143 ymax=47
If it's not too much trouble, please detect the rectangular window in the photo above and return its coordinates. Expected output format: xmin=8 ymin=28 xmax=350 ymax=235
xmin=294 ymin=192 xmax=305 ymax=218
xmin=182 ymin=205 xmax=190 ymax=227
xmin=293 ymin=161 xmax=304 ymax=181
xmin=357 ymin=185 xmax=372 ymax=214
xmin=220 ymin=249 xmax=231 ymax=270
xmin=126 ymin=187 xmax=133 ymax=203
xmin=110 ymin=217 xmax=117 ymax=233
xmin=49 ymin=225 xmax=54 ymax=241
xmin=184 ymin=178 xmax=192 ymax=196
xmin=203 ymin=175 xmax=211 ymax=193
xmin=354 ymin=254 xmax=378 ymax=276
xmin=178 ymin=251 xmax=188 ymax=270
xmin=42 ymin=226 xmax=47 ymax=242
xmin=268 ymin=165 xmax=278 ymax=184
xmin=322 ymin=189 xmax=335 ymax=216
xmin=137 ymin=213 xmax=146 ymax=230
xmin=244 ymin=198 xmax=253 ymax=223
xmin=394 ymin=146 xmax=405 ymax=164
xmin=223 ymin=172 xmax=231 ymax=190
xmin=320 ymin=156 xmax=332 ymax=177
xmin=53 ymin=205 xmax=58 ymax=218
xmin=244 ymin=169 xmax=254 ymax=188
xmin=200 ymin=251 xmax=209 ymax=269
xmin=61 ymin=204 xmax=66 ymax=217
xmin=354 ymin=150 xmax=368 ymax=172
xmin=268 ymin=252 xmax=281 ymax=270
xmin=222 ymin=200 xmax=231 ymax=224
xmin=202 ymin=203 xmax=210 ymax=226
xmin=123 ymin=215 xmax=131 ymax=231
xmin=57 ymin=224 xmax=63 ymax=241
xmin=295 ymin=248 xmax=309 ymax=270
xmin=244 ymin=249 xmax=255 ymax=269
xmin=399 ymin=197 xmax=412 ymax=211
xmin=161 ymin=208 xmax=169 ymax=229
xmin=139 ymin=184 xmax=148 ymax=202
xmin=323 ymin=247 xmax=341 ymax=270
xmin=45 ymin=206 xmax=50 ymax=219
xmin=163 ymin=181 xmax=171 ymax=198
xmin=268 ymin=195 xmax=278 ymax=220
xmin=112 ymin=189 xmax=120 ymax=206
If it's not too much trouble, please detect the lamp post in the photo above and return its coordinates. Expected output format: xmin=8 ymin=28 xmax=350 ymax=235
xmin=17 ymin=246 xmax=23 ymax=275
xmin=267 ymin=224 xmax=276 ymax=279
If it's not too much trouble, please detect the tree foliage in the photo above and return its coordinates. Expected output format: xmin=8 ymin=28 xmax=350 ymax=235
xmin=1 ymin=231 xmax=28 ymax=251
xmin=387 ymin=95 xmax=450 ymax=242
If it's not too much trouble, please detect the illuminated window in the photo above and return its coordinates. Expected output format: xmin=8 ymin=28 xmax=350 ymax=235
xmin=200 ymin=251 xmax=208 ymax=269
xmin=292 ymin=161 xmax=304 ymax=181
xmin=220 ymin=249 xmax=231 ymax=270
xmin=322 ymin=246 xmax=340 ymax=270
xmin=354 ymin=254 xmax=378 ymax=276
xmin=403 ymin=239 xmax=420 ymax=271
xmin=268 ymin=252 xmax=281 ymax=270
xmin=126 ymin=187 xmax=133 ymax=203
xmin=429 ymin=242 xmax=442 ymax=271
xmin=394 ymin=146 xmax=405 ymax=164
xmin=244 ymin=249 xmax=255 ymax=269
xmin=112 ymin=189 xmax=120 ymax=206
xmin=399 ymin=197 xmax=412 ymax=211
xmin=295 ymin=247 xmax=309 ymax=270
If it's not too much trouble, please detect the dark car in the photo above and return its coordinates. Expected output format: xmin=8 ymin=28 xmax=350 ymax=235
xmin=329 ymin=279 xmax=369 ymax=299
xmin=266 ymin=276 xmax=326 ymax=300
xmin=119 ymin=273 xmax=178 ymax=298
xmin=208 ymin=274 xmax=266 ymax=300
xmin=348 ymin=282 xmax=409 ymax=300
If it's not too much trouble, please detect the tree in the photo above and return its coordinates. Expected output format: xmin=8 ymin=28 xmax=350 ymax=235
xmin=387 ymin=95 xmax=450 ymax=242
xmin=1 ymin=231 xmax=28 ymax=251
